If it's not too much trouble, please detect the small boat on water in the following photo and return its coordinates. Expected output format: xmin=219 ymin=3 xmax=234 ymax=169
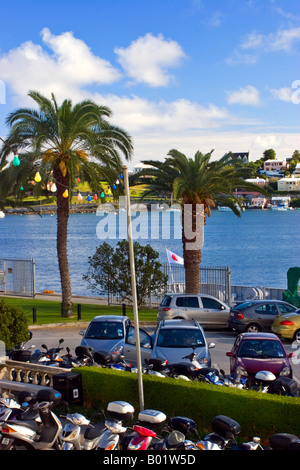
xmin=217 ymin=206 xmax=231 ymax=212
xmin=271 ymin=204 xmax=294 ymax=211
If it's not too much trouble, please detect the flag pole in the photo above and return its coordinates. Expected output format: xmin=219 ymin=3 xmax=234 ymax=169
xmin=123 ymin=165 xmax=144 ymax=411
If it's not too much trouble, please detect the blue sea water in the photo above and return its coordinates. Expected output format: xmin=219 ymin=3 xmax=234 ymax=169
xmin=0 ymin=208 xmax=299 ymax=295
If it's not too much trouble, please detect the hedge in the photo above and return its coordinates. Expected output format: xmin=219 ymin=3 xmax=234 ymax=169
xmin=76 ymin=366 xmax=300 ymax=443
xmin=0 ymin=300 xmax=29 ymax=349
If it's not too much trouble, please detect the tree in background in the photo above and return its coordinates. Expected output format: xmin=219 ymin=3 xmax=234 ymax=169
xmin=83 ymin=240 xmax=168 ymax=307
xmin=132 ymin=150 xmax=268 ymax=293
xmin=263 ymin=149 xmax=276 ymax=161
xmin=0 ymin=91 xmax=133 ymax=316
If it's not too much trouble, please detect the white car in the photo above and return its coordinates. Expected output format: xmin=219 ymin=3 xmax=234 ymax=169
xmin=157 ymin=293 xmax=230 ymax=328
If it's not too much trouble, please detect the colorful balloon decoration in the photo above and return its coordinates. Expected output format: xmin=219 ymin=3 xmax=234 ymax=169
xmin=87 ymin=195 xmax=92 ymax=201
xmin=77 ymin=192 xmax=83 ymax=201
xmin=12 ymin=155 xmax=20 ymax=166
xmin=63 ymin=189 xmax=69 ymax=198
xmin=34 ymin=171 xmax=42 ymax=183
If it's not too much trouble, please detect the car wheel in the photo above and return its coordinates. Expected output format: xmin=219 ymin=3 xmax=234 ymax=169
xmin=294 ymin=329 xmax=300 ymax=343
xmin=246 ymin=323 xmax=261 ymax=333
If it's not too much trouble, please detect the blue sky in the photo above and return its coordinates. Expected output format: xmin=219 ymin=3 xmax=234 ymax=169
xmin=0 ymin=0 xmax=299 ymax=168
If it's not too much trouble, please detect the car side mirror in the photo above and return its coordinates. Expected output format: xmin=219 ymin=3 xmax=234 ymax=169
xmin=288 ymin=353 xmax=295 ymax=358
xmin=208 ymin=342 xmax=215 ymax=349
xmin=79 ymin=330 xmax=85 ymax=336
xmin=226 ymin=352 xmax=234 ymax=357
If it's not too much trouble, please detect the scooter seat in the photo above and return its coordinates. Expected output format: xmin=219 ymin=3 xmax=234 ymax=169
xmin=84 ymin=421 xmax=106 ymax=440
xmin=7 ymin=418 xmax=39 ymax=432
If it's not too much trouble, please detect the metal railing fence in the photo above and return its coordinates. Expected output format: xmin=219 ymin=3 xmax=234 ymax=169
xmin=108 ymin=263 xmax=231 ymax=307
xmin=0 ymin=258 xmax=36 ymax=298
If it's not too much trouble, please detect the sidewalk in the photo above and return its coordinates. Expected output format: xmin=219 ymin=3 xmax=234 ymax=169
xmin=34 ymin=293 xmax=109 ymax=305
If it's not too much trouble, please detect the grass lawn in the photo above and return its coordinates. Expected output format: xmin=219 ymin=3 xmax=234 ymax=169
xmin=0 ymin=296 xmax=157 ymax=326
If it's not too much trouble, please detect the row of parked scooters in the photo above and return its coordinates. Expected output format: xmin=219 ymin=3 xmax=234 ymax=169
xmin=7 ymin=335 xmax=300 ymax=397
xmin=0 ymin=389 xmax=299 ymax=450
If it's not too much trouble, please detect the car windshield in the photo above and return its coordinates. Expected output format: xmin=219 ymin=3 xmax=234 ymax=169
xmin=238 ymin=339 xmax=286 ymax=358
xmin=85 ymin=321 xmax=124 ymax=340
xmin=156 ymin=328 xmax=205 ymax=348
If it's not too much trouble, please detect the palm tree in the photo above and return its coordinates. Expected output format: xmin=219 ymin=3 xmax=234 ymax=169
xmin=0 ymin=91 xmax=133 ymax=316
xmin=133 ymin=149 xmax=268 ymax=293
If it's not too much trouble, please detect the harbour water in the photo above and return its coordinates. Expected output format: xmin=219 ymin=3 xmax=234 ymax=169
xmin=0 ymin=208 xmax=299 ymax=296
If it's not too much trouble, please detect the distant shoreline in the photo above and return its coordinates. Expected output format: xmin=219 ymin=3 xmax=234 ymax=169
xmin=3 ymin=205 xmax=298 ymax=215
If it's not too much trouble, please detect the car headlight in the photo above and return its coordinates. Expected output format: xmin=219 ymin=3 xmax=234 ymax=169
xmin=279 ymin=366 xmax=291 ymax=377
xmin=111 ymin=345 xmax=123 ymax=356
xmin=198 ymin=357 xmax=209 ymax=364
xmin=236 ymin=366 xmax=248 ymax=376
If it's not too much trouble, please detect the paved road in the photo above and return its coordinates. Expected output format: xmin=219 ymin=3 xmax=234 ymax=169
xmin=28 ymin=324 xmax=300 ymax=383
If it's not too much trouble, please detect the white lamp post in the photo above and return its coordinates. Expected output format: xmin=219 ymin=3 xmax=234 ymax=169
xmin=123 ymin=165 xmax=144 ymax=411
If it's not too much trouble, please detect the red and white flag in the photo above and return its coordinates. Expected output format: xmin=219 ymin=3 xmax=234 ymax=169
xmin=166 ymin=248 xmax=184 ymax=265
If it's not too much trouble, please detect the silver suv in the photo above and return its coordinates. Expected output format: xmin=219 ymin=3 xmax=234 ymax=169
xmin=157 ymin=293 xmax=230 ymax=328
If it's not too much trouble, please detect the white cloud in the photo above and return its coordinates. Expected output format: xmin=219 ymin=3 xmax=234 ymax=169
xmin=227 ymin=26 xmax=300 ymax=64
xmin=240 ymin=31 xmax=263 ymax=50
xmin=226 ymin=85 xmax=260 ymax=106
xmin=0 ymin=28 xmax=121 ymax=105
xmin=89 ymin=93 xmax=230 ymax=135
xmin=0 ymin=28 xmax=298 ymax=171
xmin=129 ymin=131 xmax=300 ymax=169
xmin=268 ymin=27 xmax=300 ymax=52
xmin=209 ymin=11 xmax=223 ymax=27
xmin=269 ymin=87 xmax=294 ymax=102
xmin=114 ymin=33 xmax=186 ymax=87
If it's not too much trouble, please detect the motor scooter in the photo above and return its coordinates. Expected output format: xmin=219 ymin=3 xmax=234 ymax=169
xmin=59 ymin=345 xmax=96 ymax=368
xmin=197 ymin=414 xmax=241 ymax=450
xmin=0 ymin=388 xmax=63 ymax=450
xmin=126 ymin=409 xmax=167 ymax=450
xmin=96 ymin=401 xmax=135 ymax=450
xmin=6 ymin=331 xmax=34 ymax=362
xmin=93 ymin=349 xmax=132 ymax=372
xmin=151 ymin=415 xmax=201 ymax=451
xmin=30 ymin=338 xmax=65 ymax=366
xmin=0 ymin=397 xmax=22 ymax=423
xmin=0 ymin=391 xmax=38 ymax=425
xmin=267 ymin=433 xmax=300 ymax=450
xmin=60 ymin=411 xmax=107 ymax=450
xmin=247 ymin=370 xmax=277 ymax=393
xmin=159 ymin=430 xmax=200 ymax=450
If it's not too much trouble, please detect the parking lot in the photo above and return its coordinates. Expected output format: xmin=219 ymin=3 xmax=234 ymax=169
xmin=28 ymin=324 xmax=300 ymax=383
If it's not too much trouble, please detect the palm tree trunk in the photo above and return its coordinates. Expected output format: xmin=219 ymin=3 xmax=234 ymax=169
xmin=182 ymin=202 xmax=202 ymax=294
xmin=53 ymin=166 xmax=73 ymax=317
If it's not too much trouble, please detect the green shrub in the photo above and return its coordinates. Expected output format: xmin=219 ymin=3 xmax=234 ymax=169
xmin=0 ymin=300 xmax=29 ymax=350
xmin=76 ymin=366 xmax=300 ymax=442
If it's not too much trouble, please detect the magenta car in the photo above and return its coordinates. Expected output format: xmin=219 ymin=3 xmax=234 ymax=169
xmin=226 ymin=332 xmax=294 ymax=378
